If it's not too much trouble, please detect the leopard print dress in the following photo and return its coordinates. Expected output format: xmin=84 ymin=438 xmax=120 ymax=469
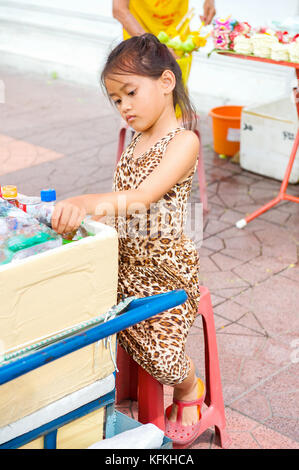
xmin=109 ymin=127 xmax=200 ymax=386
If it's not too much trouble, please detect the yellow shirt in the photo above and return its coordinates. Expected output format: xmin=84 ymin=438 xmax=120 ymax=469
xmin=123 ymin=0 xmax=189 ymax=39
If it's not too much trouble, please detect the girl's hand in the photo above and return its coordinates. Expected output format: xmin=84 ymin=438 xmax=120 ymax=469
xmin=51 ymin=198 xmax=87 ymax=234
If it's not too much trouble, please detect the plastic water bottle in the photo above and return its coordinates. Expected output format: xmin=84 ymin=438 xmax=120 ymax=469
xmin=18 ymin=189 xmax=89 ymax=240
xmin=18 ymin=189 xmax=56 ymax=227
xmin=37 ymin=189 xmax=89 ymax=240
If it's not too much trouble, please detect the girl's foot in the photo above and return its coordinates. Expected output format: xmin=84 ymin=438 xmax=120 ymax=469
xmin=167 ymin=377 xmax=205 ymax=426
xmin=165 ymin=378 xmax=205 ymax=447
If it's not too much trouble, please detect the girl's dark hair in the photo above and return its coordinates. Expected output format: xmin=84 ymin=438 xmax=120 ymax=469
xmin=101 ymin=33 xmax=197 ymax=130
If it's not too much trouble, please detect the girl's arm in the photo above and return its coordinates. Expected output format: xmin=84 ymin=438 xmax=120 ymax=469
xmin=112 ymin=0 xmax=146 ymax=37
xmin=51 ymin=130 xmax=199 ymax=234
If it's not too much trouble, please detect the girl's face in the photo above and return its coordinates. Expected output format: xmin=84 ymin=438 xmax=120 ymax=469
xmin=105 ymin=73 xmax=173 ymax=132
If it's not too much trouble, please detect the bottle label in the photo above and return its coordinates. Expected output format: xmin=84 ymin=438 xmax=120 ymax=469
xmin=3 ymin=198 xmax=19 ymax=207
xmin=18 ymin=195 xmax=41 ymax=213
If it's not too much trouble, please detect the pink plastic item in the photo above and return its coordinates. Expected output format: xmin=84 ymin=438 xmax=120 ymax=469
xmin=115 ymin=286 xmax=231 ymax=448
xmin=164 ymin=380 xmax=206 ymax=448
xmin=115 ymin=117 xmax=208 ymax=213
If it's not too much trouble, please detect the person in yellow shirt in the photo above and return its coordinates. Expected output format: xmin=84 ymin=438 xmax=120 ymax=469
xmin=112 ymin=0 xmax=216 ymax=39
xmin=112 ymin=0 xmax=216 ymax=114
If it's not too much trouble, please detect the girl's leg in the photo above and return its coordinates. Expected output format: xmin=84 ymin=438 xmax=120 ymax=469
xmin=167 ymin=356 xmax=205 ymax=426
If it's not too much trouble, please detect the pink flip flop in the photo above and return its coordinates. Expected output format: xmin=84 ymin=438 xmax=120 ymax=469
xmin=165 ymin=383 xmax=205 ymax=449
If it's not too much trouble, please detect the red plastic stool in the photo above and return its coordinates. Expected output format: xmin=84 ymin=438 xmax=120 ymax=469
xmin=115 ymin=118 xmax=208 ymax=213
xmin=115 ymin=285 xmax=231 ymax=448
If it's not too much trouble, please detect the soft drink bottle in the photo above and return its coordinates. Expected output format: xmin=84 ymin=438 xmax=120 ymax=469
xmin=1 ymin=185 xmax=19 ymax=207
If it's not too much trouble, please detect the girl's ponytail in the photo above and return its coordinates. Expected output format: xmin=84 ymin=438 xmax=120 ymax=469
xmin=101 ymin=33 xmax=197 ymax=130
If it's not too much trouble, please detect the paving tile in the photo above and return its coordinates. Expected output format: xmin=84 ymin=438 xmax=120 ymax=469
xmin=189 ymin=429 xmax=214 ymax=449
xmin=278 ymin=265 xmax=299 ymax=283
xmin=216 ymin=325 xmax=266 ymax=358
xmin=224 ymin=232 xmax=261 ymax=251
xmin=262 ymin=243 xmax=297 ymax=264
xmin=208 ymin=193 xmax=228 ymax=207
xmin=0 ymin=133 xmax=64 ymax=177
xmin=220 ymin=247 xmax=260 ymax=263
xmin=255 ymin=224 xmax=296 ymax=244
xmin=233 ymin=261 xmax=275 ymax=286
xmin=206 ymin=167 xmax=234 ymax=184
xmin=200 ymin=271 xmax=249 ymax=291
xmin=217 ymin=354 xmax=243 ymax=384
xmin=1 ymin=71 xmax=112 ymax=139
xmin=256 ymin=363 xmax=299 ymax=396
xmin=237 ymin=312 xmax=268 ymax=335
xmin=214 ymin=299 xmax=251 ymax=322
xmin=211 ymin=286 xmax=249 ymax=300
xmin=218 ymin=226 xmax=249 ymax=239
xmin=261 ymin=416 xmax=299 ymax=443
xmin=206 ymin=203 xmax=226 ymax=219
xmin=232 ymin=277 xmax=299 ymax=336
xmin=235 ymin=202 xmax=272 ymax=216
xmin=210 ymin=293 xmax=227 ymax=307
xmin=251 ymin=424 xmax=299 ymax=449
xmin=223 ymin=383 xmax=251 ymax=406
xmin=25 ymin=116 xmax=119 ymax=156
xmin=200 ymin=255 xmax=220 ymax=273
xmin=212 ymin=430 xmax=261 ymax=449
xmin=211 ymin=252 xmax=244 ymax=271
xmin=224 ymin=407 xmax=259 ymax=432
xmin=218 ymin=208 xmax=245 ymax=224
xmin=278 ymin=200 xmax=299 ymax=214
xmin=202 ymin=235 xmax=224 ymax=251
xmin=204 ymin=219 xmax=231 ymax=236
xmin=238 ymin=358 xmax=280 ymax=387
xmin=225 ymin=194 xmax=256 ymax=209
xmin=259 ymin=208 xmax=292 ymax=225
xmin=257 ymin=337 xmax=296 ymax=367
xmin=230 ymin=390 xmax=272 ymax=422
xmin=249 ymin=187 xmax=281 ymax=204
xmin=269 ymin=391 xmax=299 ymax=421
xmin=249 ymin=254 xmax=291 ymax=274
xmin=198 ymin=246 xmax=214 ymax=257
xmin=213 ymin=315 xmax=232 ymax=330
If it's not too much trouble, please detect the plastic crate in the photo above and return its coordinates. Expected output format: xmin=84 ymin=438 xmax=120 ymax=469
xmin=240 ymin=96 xmax=299 ymax=183
xmin=106 ymin=411 xmax=172 ymax=449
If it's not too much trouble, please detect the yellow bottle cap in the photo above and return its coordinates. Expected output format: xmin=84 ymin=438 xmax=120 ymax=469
xmin=2 ymin=185 xmax=18 ymax=199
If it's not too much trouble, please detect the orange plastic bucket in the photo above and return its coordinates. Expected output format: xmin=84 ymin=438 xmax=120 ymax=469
xmin=209 ymin=106 xmax=243 ymax=156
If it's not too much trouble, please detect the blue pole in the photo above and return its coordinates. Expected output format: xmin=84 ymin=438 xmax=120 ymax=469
xmin=0 ymin=289 xmax=187 ymax=386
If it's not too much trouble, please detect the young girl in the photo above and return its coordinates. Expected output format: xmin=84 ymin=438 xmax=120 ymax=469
xmin=51 ymin=33 xmax=205 ymax=448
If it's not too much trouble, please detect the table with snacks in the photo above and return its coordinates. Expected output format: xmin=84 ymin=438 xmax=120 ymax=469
xmin=210 ymin=17 xmax=299 ymax=228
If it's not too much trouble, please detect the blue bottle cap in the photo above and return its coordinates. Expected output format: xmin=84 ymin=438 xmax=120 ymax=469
xmin=40 ymin=189 xmax=56 ymax=202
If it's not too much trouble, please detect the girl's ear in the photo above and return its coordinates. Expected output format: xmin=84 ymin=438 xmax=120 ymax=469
xmin=159 ymin=69 xmax=176 ymax=95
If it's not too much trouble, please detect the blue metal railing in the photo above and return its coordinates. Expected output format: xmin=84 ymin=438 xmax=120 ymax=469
xmin=0 ymin=289 xmax=187 ymax=386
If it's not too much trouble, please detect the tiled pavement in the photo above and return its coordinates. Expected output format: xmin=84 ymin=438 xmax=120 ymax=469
xmin=0 ymin=65 xmax=298 ymax=449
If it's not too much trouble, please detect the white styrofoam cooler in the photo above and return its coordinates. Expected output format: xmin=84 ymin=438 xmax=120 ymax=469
xmin=0 ymin=219 xmax=118 ymax=428
xmin=240 ymin=96 xmax=299 ymax=184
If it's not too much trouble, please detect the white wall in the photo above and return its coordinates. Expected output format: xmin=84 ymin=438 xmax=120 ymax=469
xmin=193 ymin=0 xmax=299 ymax=26
xmin=0 ymin=0 xmax=298 ymax=111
